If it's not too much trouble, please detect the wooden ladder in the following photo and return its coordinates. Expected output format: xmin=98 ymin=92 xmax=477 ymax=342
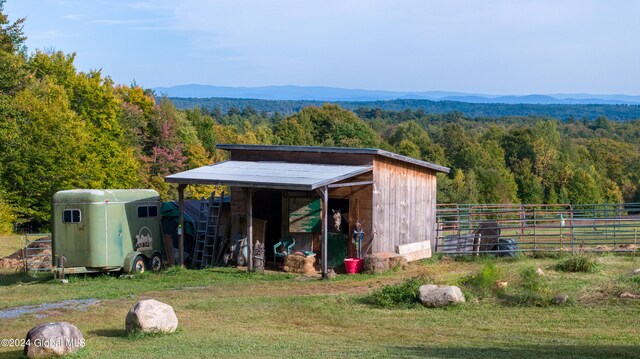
xmin=201 ymin=191 xmax=224 ymax=268
xmin=191 ymin=197 xmax=210 ymax=268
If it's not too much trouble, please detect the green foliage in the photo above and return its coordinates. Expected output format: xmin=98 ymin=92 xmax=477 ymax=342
xmin=0 ymin=80 xmax=97 ymax=224
xmin=497 ymin=266 xmax=551 ymax=307
xmin=276 ymin=104 xmax=381 ymax=148
xmin=554 ymin=255 xmax=602 ymax=273
xmin=518 ymin=266 xmax=548 ymax=293
xmin=366 ymin=276 xmax=425 ymax=308
xmin=460 ymin=262 xmax=503 ymax=297
xmin=0 ymin=193 xmax=15 ymax=234
xmin=387 ymin=121 xmax=445 ymax=163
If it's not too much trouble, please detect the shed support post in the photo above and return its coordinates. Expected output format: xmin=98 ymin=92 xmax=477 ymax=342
xmin=321 ymin=185 xmax=328 ymax=279
xmin=178 ymin=184 xmax=186 ymax=268
xmin=247 ymin=188 xmax=254 ymax=272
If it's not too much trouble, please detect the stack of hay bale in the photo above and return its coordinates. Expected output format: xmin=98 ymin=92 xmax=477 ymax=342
xmin=284 ymin=252 xmax=317 ymax=275
xmin=363 ymin=252 xmax=408 ymax=274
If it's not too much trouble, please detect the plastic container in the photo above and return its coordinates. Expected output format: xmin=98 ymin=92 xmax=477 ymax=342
xmin=344 ymin=258 xmax=363 ymax=274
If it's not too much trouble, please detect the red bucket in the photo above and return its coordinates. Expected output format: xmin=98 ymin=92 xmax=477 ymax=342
xmin=344 ymin=258 xmax=363 ymax=274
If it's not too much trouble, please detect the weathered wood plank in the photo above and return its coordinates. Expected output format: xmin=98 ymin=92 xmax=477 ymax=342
xmin=372 ymin=156 xmax=438 ymax=255
xmin=397 ymin=240 xmax=432 ymax=261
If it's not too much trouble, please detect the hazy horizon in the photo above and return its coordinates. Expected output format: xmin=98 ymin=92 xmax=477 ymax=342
xmin=5 ymin=1 xmax=640 ymax=95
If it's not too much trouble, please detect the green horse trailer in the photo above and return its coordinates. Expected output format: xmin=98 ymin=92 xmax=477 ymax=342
xmin=52 ymin=189 xmax=166 ymax=274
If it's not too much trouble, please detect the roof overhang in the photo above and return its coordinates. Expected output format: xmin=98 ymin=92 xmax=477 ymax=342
xmin=165 ymin=160 xmax=373 ymax=191
xmin=217 ymin=144 xmax=450 ymax=173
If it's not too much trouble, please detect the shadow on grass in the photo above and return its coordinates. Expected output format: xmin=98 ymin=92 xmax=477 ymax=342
xmin=0 ymin=272 xmax=53 ymax=286
xmin=392 ymin=345 xmax=640 ymax=359
xmin=89 ymin=329 xmax=126 ymax=338
xmin=0 ymin=349 xmax=22 ymax=359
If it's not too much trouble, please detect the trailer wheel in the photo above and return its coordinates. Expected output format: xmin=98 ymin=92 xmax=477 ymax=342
xmin=150 ymin=253 xmax=163 ymax=272
xmin=132 ymin=255 xmax=146 ymax=273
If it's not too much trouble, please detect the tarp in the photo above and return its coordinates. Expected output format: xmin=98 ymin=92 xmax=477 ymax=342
xmin=160 ymin=201 xmax=197 ymax=236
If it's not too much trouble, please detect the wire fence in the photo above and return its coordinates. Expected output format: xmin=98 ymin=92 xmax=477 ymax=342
xmin=435 ymin=203 xmax=640 ymax=255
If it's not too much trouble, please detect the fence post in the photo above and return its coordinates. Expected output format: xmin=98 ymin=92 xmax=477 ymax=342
xmin=519 ymin=204 xmax=524 ymax=244
xmin=533 ymin=209 xmax=537 ymax=251
xmin=23 ymin=234 xmax=28 ymax=274
xmin=456 ymin=204 xmax=461 ymax=241
xmin=569 ymin=204 xmax=575 ymax=254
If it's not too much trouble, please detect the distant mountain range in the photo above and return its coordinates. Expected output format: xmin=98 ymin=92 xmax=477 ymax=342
xmin=153 ymin=84 xmax=640 ymax=105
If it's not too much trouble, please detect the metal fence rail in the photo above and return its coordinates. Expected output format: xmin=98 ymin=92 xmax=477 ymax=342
xmin=435 ymin=203 xmax=640 ymax=255
xmin=24 ymin=233 xmax=52 ymax=273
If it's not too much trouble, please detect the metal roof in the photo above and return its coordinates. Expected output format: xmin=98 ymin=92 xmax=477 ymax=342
xmin=165 ymin=161 xmax=373 ymax=190
xmin=217 ymin=144 xmax=450 ymax=173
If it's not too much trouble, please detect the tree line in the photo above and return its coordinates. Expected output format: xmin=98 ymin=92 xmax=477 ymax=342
xmin=0 ymin=3 xmax=639 ymax=232
xmin=170 ymin=97 xmax=640 ymax=121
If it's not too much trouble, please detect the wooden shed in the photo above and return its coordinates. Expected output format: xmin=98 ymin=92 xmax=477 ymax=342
xmin=165 ymin=144 xmax=449 ymax=278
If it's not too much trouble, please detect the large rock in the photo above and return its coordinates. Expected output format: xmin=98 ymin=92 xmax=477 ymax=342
xmin=23 ymin=322 xmax=84 ymax=358
xmin=125 ymin=299 xmax=178 ymax=333
xmin=419 ymin=285 xmax=466 ymax=307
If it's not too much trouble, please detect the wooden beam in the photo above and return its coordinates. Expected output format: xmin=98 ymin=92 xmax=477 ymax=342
xmin=178 ymin=184 xmax=186 ymax=267
xmin=320 ymin=186 xmax=328 ymax=279
xmin=327 ymin=180 xmax=374 ymax=189
xmin=247 ymin=188 xmax=254 ymax=272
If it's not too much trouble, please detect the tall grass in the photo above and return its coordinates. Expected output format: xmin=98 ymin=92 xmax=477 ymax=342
xmin=460 ymin=262 xmax=503 ymax=298
xmin=501 ymin=266 xmax=551 ymax=307
xmin=365 ymin=276 xmax=427 ymax=308
xmin=554 ymin=255 xmax=602 ymax=273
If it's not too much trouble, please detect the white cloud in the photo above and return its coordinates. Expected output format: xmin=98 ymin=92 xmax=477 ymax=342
xmin=62 ymin=14 xmax=83 ymax=21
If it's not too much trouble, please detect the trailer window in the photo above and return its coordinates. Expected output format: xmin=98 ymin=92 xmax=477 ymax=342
xmin=137 ymin=205 xmax=158 ymax=218
xmin=63 ymin=209 xmax=81 ymax=223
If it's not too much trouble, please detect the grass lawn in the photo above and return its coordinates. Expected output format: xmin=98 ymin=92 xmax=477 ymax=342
xmin=1 ymin=255 xmax=639 ymax=358
xmin=0 ymin=235 xmax=23 ymax=258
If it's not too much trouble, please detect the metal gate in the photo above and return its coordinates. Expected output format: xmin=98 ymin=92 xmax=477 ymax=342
xmin=435 ymin=203 xmax=640 ymax=255
xmin=24 ymin=233 xmax=52 ymax=273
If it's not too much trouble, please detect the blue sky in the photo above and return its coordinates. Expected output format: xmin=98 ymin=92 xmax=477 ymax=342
xmin=4 ymin=0 xmax=639 ymax=94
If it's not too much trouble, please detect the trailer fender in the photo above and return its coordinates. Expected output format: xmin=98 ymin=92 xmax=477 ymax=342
xmin=123 ymin=251 xmax=144 ymax=273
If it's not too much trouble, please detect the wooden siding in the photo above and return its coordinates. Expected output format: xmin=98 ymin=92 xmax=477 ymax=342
xmin=230 ymin=150 xmax=374 ymax=167
xmin=372 ymin=156 xmax=437 ymax=254
xmin=229 ymin=154 xmax=439 ymax=258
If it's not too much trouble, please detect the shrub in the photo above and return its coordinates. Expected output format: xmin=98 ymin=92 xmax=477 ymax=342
xmin=460 ymin=262 xmax=502 ymax=297
xmin=519 ymin=266 xmax=548 ymax=293
xmin=367 ymin=277 xmax=426 ymax=308
xmin=501 ymin=266 xmax=551 ymax=307
xmin=554 ymin=255 xmax=602 ymax=273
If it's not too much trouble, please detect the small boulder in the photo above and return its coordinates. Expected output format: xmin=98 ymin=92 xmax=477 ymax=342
xmin=419 ymin=285 xmax=465 ymax=307
xmin=632 ymin=269 xmax=640 ymax=276
xmin=23 ymin=322 xmax=85 ymax=358
xmin=551 ymin=295 xmax=569 ymax=305
xmin=125 ymin=299 xmax=178 ymax=333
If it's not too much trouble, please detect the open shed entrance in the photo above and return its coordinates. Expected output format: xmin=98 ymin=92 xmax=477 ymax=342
xmin=251 ymin=189 xmax=282 ymax=261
